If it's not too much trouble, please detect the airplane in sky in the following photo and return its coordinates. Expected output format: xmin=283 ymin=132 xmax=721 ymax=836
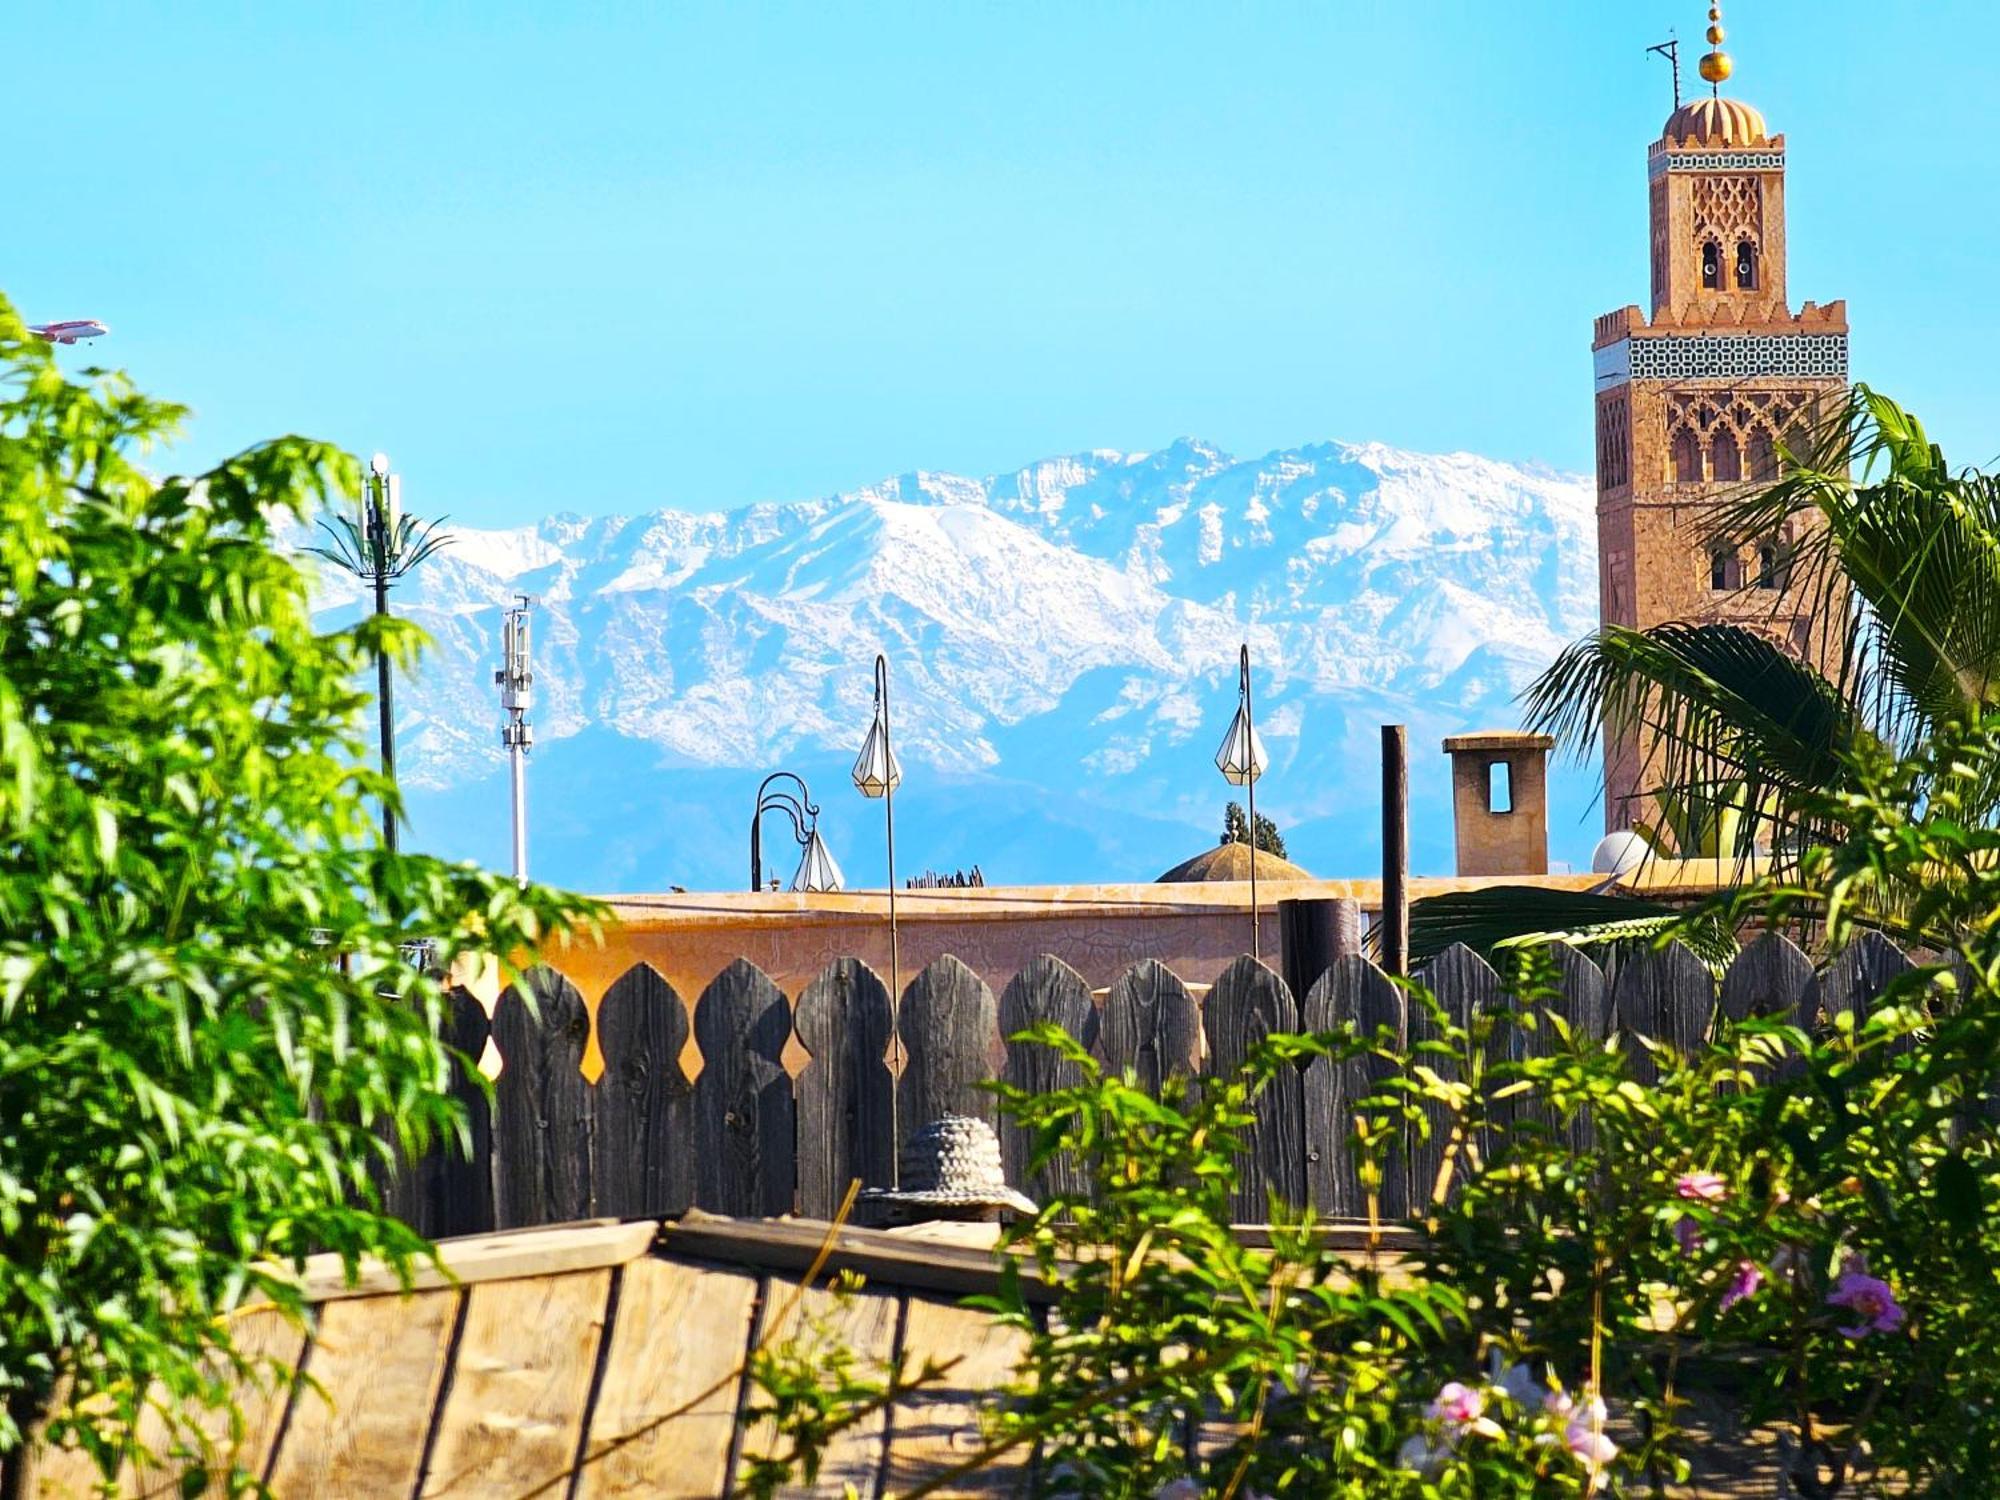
xmin=29 ymin=319 xmax=109 ymax=345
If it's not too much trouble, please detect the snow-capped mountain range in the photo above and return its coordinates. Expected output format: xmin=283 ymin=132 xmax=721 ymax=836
xmin=305 ymin=439 xmax=1602 ymax=894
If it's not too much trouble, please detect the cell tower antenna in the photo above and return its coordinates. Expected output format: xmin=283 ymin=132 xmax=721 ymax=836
xmin=1647 ymin=32 xmax=1682 ymax=110
xmin=495 ymin=594 xmax=537 ymax=884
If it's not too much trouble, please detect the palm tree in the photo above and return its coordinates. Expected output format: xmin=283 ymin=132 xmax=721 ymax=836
xmin=1412 ymin=386 xmax=2000 ymax=959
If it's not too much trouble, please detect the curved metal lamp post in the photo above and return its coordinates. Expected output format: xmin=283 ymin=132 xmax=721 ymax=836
xmin=1214 ymin=642 xmax=1270 ymax=961
xmin=307 ymin=452 xmax=450 ymax=854
xmin=852 ymin=653 xmax=903 ymax=1182
xmin=750 ymin=772 xmax=844 ymax=893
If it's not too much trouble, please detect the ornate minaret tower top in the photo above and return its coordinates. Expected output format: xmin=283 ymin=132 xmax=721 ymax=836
xmin=1590 ymin=4 xmax=1850 ymax=832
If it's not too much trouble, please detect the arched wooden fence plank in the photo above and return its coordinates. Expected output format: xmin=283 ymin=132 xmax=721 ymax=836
xmin=1609 ymin=942 xmax=1714 ymax=1084
xmin=592 ymin=962 xmax=695 ymax=1219
xmin=1811 ymin=930 xmax=1913 ymax=1032
xmin=690 ymin=959 xmax=796 ymax=1216
xmin=491 ymin=966 xmax=592 ymax=1229
xmin=998 ymin=955 xmax=1098 ymax=1201
xmin=432 ymin=986 xmax=495 ymax=1239
xmin=1302 ymin=956 xmax=1405 ymax=1220
xmin=1205 ymin=956 xmax=1305 ymax=1221
xmin=1099 ymin=959 xmax=1202 ymax=1097
xmin=793 ymin=958 xmax=897 ymax=1219
xmin=1408 ymin=944 xmax=1499 ymax=1211
xmin=1545 ymin=944 xmax=1609 ymax=1154
xmin=897 ymin=955 xmax=1004 ymax=1137
xmin=1719 ymin=932 xmax=1814 ymax=1023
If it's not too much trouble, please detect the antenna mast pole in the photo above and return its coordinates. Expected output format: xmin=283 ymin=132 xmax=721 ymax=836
xmin=496 ymin=595 xmax=536 ymax=884
xmin=1647 ymin=34 xmax=1682 ymax=109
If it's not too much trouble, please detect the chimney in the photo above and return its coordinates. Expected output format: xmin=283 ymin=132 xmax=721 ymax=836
xmin=1442 ymin=732 xmax=1556 ymax=877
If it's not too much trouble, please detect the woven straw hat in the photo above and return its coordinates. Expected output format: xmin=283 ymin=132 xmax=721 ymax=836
xmin=859 ymin=1114 xmax=1038 ymax=1216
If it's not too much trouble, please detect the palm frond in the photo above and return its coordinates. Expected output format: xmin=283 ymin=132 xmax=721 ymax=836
xmin=1524 ymin=620 xmax=1862 ymax=860
xmin=1404 ymin=885 xmax=1738 ymax=968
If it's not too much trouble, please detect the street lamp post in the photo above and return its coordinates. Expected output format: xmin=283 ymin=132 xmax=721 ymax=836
xmin=851 ymin=653 xmax=903 ymax=1182
xmin=1215 ymin=642 xmax=1270 ymax=961
xmin=308 ymin=452 xmax=450 ymax=854
xmin=751 ymin=772 xmax=844 ymax=893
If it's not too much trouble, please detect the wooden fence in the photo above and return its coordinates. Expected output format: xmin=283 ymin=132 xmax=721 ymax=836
xmin=383 ymin=931 xmax=1919 ymax=1240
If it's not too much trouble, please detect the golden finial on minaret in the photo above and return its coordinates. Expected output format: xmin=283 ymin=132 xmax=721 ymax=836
xmin=1699 ymin=2 xmax=1734 ymax=90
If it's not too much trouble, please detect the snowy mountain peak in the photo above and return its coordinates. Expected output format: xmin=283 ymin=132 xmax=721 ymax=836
xmin=317 ymin=437 xmax=1598 ymax=892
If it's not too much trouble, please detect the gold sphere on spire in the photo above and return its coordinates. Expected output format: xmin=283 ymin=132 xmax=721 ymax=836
xmin=1699 ymin=48 xmax=1733 ymax=83
xmin=1707 ymin=23 xmax=1725 ymax=43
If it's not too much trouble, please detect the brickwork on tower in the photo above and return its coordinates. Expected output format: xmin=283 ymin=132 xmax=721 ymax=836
xmin=1592 ymin=76 xmax=1848 ymax=833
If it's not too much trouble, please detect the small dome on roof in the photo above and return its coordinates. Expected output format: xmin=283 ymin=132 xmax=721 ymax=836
xmin=1156 ymin=840 xmax=1312 ymax=884
xmin=1591 ymin=830 xmax=1653 ymax=877
xmin=1662 ymin=95 xmax=1769 ymax=147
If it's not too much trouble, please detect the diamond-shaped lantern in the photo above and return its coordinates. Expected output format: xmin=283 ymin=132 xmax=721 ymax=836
xmin=852 ymin=707 xmax=902 ymax=799
xmin=792 ymin=827 xmax=845 ymax=892
xmin=1214 ymin=701 xmax=1267 ymax=787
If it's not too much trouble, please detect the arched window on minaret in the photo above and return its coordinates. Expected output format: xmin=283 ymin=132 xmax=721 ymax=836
xmin=1672 ymin=427 xmax=1704 ymax=484
xmin=1710 ymin=547 xmax=1736 ymax=591
xmin=1710 ymin=429 xmax=1743 ymax=483
xmin=1756 ymin=543 xmax=1782 ymax=590
xmin=1748 ymin=427 xmax=1779 ymax=482
xmin=1735 ymin=238 xmax=1760 ymax=290
xmin=1701 ymin=240 xmax=1724 ymax=291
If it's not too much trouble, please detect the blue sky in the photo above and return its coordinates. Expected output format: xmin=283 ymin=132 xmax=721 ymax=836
xmin=12 ymin=2 xmax=1996 ymax=527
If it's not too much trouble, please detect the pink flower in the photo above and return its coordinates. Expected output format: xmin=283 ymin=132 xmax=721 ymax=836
xmin=1564 ymin=1394 xmax=1616 ymax=1470
xmin=1675 ymin=1170 xmax=1728 ymax=1203
xmin=1828 ymin=1266 xmax=1905 ymax=1338
xmin=1566 ymin=1417 xmax=1618 ymax=1469
xmin=1672 ymin=1215 xmax=1701 ymax=1256
xmin=1425 ymin=1381 xmax=1483 ymax=1426
xmin=1719 ymin=1260 xmax=1763 ymax=1313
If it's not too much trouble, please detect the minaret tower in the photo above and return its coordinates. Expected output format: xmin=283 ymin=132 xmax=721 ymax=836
xmin=1592 ymin=4 xmax=1849 ymax=831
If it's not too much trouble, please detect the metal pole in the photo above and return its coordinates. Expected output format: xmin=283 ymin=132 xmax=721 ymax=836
xmin=1242 ymin=644 xmax=1259 ymax=963
xmin=1381 ymin=723 xmax=1409 ymax=977
xmin=370 ymin=480 xmax=398 ymax=854
xmin=510 ymin=741 xmax=528 ymax=884
xmin=749 ymin=809 xmax=764 ymax=893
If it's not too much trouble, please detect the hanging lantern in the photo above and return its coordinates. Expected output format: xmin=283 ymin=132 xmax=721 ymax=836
xmin=792 ymin=827 xmax=845 ymax=893
xmin=1214 ymin=700 xmax=1267 ymax=786
xmin=852 ymin=689 xmax=902 ymax=798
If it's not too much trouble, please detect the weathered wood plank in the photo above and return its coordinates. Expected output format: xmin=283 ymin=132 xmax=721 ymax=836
xmin=898 ymin=956 xmax=1005 ymax=1137
xmin=690 ymin=959 xmax=797 ymax=1217
xmin=592 ymin=963 xmax=695 ymax=1220
xmin=266 ymin=1288 xmax=459 ymax=1499
xmin=492 ymin=966 xmax=594 ymax=1230
xmin=1302 ymin=956 xmax=1405 ymax=1220
xmin=419 ymin=1269 xmax=612 ymax=1499
xmin=574 ymin=1258 xmax=759 ymax=1499
xmin=1408 ymin=944 xmax=1497 ymax=1213
xmin=1609 ymin=942 xmax=1715 ymax=1084
xmin=1204 ymin=956 xmax=1306 ymax=1221
xmin=289 ymin=1219 xmax=657 ymax=1303
xmin=119 ymin=1304 xmax=308 ymax=1500
xmin=998 ymin=955 xmax=1098 ymax=1201
xmin=793 ymin=958 xmax=897 ymax=1219
xmin=1278 ymin=897 xmax=1362 ymax=1015
xmin=882 ymin=1296 xmax=1032 ymax=1496
xmin=1098 ymin=960 xmax=1203 ymax=1097
xmin=739 ymin=1281 xmax=901 ymax=1497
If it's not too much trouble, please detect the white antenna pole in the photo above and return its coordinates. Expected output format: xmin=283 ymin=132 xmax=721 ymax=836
xmin=496 ymin=595 xmax=536 ymax=884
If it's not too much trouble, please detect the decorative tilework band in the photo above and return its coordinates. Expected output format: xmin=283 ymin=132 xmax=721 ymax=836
xmin=1647 ymin=149 xmax=1787 ymax=180
xmin=1595 ymin=332 xmax=1849 ymax=387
